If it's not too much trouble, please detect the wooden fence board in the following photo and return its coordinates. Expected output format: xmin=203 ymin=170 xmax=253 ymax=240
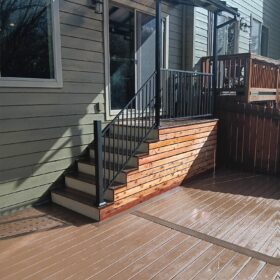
xmin=217 ymin=99 xmax=280 ymax=176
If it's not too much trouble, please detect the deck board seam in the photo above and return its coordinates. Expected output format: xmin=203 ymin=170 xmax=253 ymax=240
xmin=133 ymin=211 xmax=280 ymax=266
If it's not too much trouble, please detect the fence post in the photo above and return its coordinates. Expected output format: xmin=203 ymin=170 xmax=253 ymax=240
xmin=94 ymin=121 xmax=105 ymax=207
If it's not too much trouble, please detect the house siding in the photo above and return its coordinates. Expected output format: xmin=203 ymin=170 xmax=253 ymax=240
xmin=191 ymin=0 xmax=280 ymax=67
xmin=0 ymin=0 xmax=184 ymax=214
xmin=0 ymin=0 xmax=105 ymax=214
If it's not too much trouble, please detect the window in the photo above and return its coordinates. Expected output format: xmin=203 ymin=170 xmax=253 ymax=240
xmin=250 ymin=17 xmax=269 ymax=57
xmin=250 ymin=18 xmax=262 ymax=55
xmin=261 ymin=26 xmax=269 ymax=56
xmin=0 ymin=0 xmax=62 ymax=87
xmin=208 ymin=13 xmax=239 ymax=56
xmin=217 ymin=14 xmax=239 ymax=55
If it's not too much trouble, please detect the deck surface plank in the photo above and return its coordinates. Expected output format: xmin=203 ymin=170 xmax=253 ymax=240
xmin=0 ymin=169 xmax=278 ymax=279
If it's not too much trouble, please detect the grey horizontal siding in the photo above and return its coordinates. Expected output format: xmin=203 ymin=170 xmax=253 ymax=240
xmin=0 ymin=0 xmax=187 ymax=215
xmin=191 ymin=0 xmax=280 ymax=67
xmin=0 ymin=0 xmax=106 ymax=214
xmin=168 ymin=5 xmax=184 ymax=69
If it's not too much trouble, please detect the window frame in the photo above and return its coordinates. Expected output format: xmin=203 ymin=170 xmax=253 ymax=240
xmin=217 ymin=13 xmax=239 ymax=55
xmin=250 ymin=16 xmax=262 ymax=55
xmin=0 ymin=0 xmax=63 ymax=88
xmin=261 ymin=25 xmax=269 ymax=57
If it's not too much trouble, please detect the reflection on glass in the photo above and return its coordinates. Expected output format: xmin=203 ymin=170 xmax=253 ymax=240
xmin=136 ymin=13 xmax=156 ymax=90
xmin=0 ymin=0 xmax=54 ymax=79
xmin=109 ymin=5 xmax=135 ymax=110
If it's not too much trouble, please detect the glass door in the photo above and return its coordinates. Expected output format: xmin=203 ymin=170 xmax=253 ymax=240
xmin=108 ymin=4 xmax=164 ymax=113
xmin=136 ymin=12 xmax=156 ymax=91
xmin=109 ymin=5 xmax=135 ymax=111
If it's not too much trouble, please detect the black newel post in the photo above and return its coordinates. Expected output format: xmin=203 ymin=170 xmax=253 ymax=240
xmin=212 ymin=11 xmax=218 ymax=113
xmin=94 ymin=120 xmax=105 ymax=207
xmin=155 ymin=0 xmax=162 ymax=127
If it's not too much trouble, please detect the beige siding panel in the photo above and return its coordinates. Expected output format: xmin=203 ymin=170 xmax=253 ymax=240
xmin=0 ymin=125 xmax=93 ymax=145
xmin=168 ymin=5 xmax=184 ymax=69
xmin=0 ymin=184 xmax=54 ymax=210
xmin=0 ymin=134 xmax=93 ymax=159
xmin=0 ymin=93 xmax=104 ymax=106
xmin=1 ymin=158 xmax=73 ymax=183
xmin=0 ymin=114 xmax=103 ymax=133
xmin=0 ymin=104 xmax=98 ymax=120
xmin=0 ymin=145 xmax=87 ymax=171
xmin=62 ymin=59 xmax=104 ymax=73
xmin=0 ymin=171 xmax=64 ymax=197
xmin=61 ymin=36 xmax=103 ymax=52
xmin=60 ymin=12 xmax=103 ymax=31
xmin=61 ymin=48 xmax=104 ymax=63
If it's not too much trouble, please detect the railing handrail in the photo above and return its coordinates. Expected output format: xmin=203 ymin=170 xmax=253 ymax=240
xmin=102 ymin=71 xmax=157 ymax=135
xmin=201 ymin=53 xmax=251 ymax=61
xmin=161 ymin=68 xmax=213 ymax=76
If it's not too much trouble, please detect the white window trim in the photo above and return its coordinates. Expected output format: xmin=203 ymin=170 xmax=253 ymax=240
xmin=0 ymin=0 xmax=63 ymax=88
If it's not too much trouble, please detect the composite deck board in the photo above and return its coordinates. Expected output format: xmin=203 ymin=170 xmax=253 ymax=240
xmin=0 ymin=169 xmax=278 ymax=279
xmin=136 ymin=172 xmax=279 ymax=261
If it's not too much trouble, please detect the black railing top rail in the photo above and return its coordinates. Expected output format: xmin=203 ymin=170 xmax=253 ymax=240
xmin=161 ymin=68 xmax=213 ymax=76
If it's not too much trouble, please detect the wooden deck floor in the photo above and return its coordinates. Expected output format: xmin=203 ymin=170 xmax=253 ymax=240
xmin=0 ymin=169 xmax=279 ymax=279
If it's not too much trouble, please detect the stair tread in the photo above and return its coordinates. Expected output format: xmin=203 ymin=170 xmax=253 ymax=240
xmin=90 ymin=146 xmax=148 ymax=157
xmin=66 ymin=172 xmax=125 ymax=188
xmin=79 ymin=159 xmax=138 ymax=173
xmin=103 ymin=134 xmax=158 ymax=142
xmin=52 ymin=188 xmax=98 ymax=207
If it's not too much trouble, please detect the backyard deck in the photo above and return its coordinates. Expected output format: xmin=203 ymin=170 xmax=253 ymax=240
xmin=0 ymin=169 xmax=279 ymax=279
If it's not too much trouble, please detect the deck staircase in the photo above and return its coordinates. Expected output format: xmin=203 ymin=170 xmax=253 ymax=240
xmin=51 ymin=126 xmax=158 ymax=221
xmin=51 ymin=70 xmax=216 ymax=220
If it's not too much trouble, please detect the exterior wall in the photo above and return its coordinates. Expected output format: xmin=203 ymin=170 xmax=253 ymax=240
xmin=0 ymin=0 xmax=105 ymax=214
xmin=0 ymin=0 xmax=185 ymax=215
xmin=190 ymin=0 xmax=280 ymax=67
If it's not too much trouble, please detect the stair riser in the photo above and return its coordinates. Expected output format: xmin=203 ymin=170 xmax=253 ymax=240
xmin=51 ymin=193 xmax=99 ymax=221
xmin=65 ymin=177 xmax=114 ymax=201
xmin=90 ymin=150 xmax=138 ymax=167
xmin=104 ymin=139 xmax=149 ymax=154
xmin=78 ymin=162 xmax=127 ymax=184
xmin=107 ymin=127 xmax=158 ymax=140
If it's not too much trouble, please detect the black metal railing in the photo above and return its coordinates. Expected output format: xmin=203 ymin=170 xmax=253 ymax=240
xmin=93 ymin=69 xmax=214 ymax=207
xmin=161 ymin=69 xmax=213 ymax=119
xmin=94 ymin=72 xmax=157 ymax=206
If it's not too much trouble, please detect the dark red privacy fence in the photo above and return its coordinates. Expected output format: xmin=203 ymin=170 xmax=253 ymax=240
xmin=217 ymin=98 xmax=280 ymax=175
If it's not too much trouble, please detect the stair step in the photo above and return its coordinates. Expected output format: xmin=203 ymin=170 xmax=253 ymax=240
xmin=65 ymin=173 xmax=122 ymax=201
xmin=78 ymin=160 xmax=135 ymax=183
xmin=105 ymin=138 xmax=149 ymax=153
xmin=51 ymin=188 xmax=103 ymax=221
xmin=105 ymin=125 xmax=158 ymax=141
xmin=89 ymin=149 xmax=140 ymax=167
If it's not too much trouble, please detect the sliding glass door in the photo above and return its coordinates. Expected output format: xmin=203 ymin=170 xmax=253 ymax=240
xmin=108 ymin=4 xmax=166 ymax=113
xmin=109 ymin=5 xmax=135 ymax=110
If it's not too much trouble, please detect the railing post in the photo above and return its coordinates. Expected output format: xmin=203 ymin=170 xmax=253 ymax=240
xmin=212 ymin=12 xmax=218 ymax=95
xmin=94 ymin=120 xmax=105 ymax=207
xmin=155 ymin=0 xmax=162 ymax=127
